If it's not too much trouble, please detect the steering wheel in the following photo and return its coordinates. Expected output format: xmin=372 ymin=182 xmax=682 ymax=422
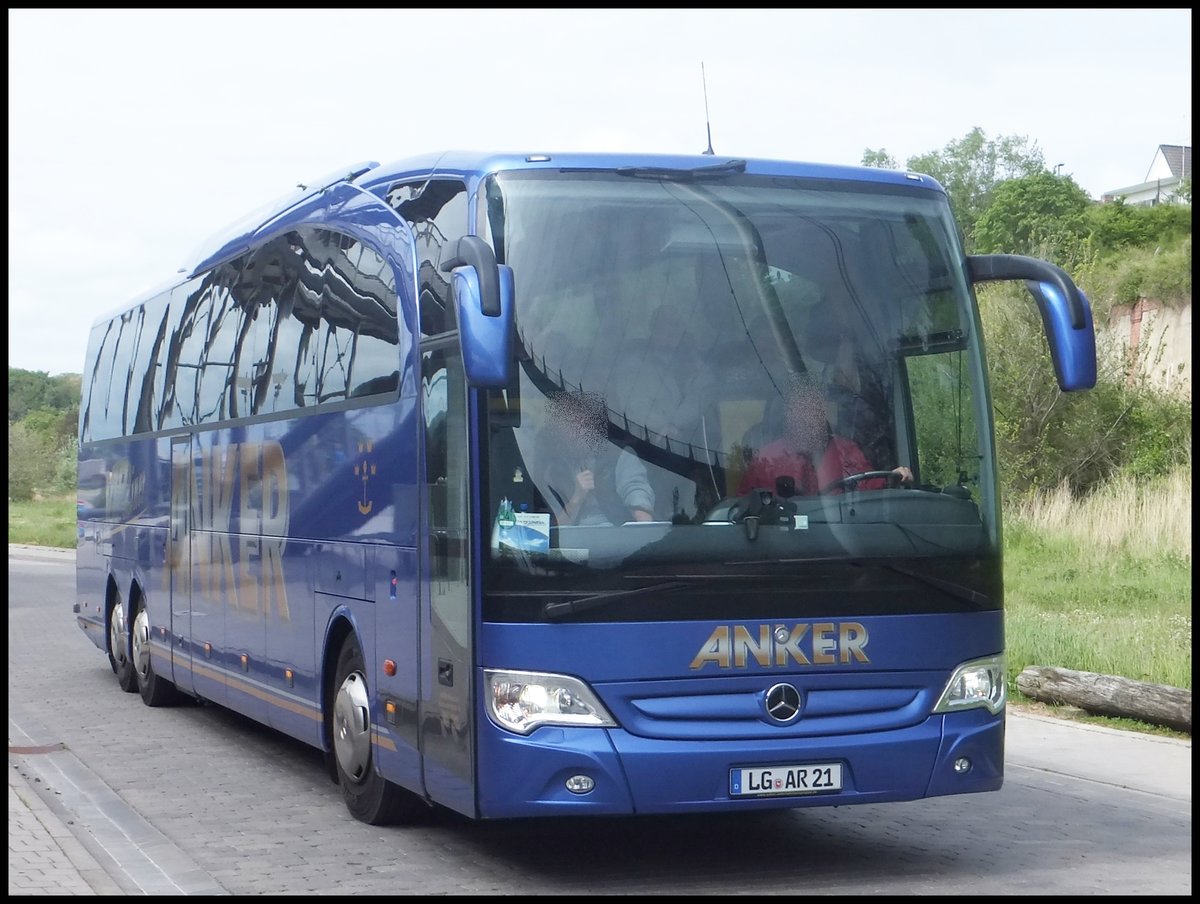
xmin=820 ymin=470 xmax=905 ymax=495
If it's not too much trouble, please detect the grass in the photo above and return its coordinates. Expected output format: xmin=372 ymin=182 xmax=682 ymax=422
xmin=1003 ymin=470 xmax=1192 ymax=691
xmin=10 ymin=474 xmax=1192 ymax=737
xmin=8 ymin=492 xmax=78 ymax=549
xmin=1001 ymin=469 xmax=1192 ymax=738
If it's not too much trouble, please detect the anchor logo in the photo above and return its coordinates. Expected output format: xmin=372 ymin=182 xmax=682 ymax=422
xmin=353 ymin=441 xmax=377 ymax=514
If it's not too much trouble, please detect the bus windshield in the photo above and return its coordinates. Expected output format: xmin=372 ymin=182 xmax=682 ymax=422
xmin=480 ymin=169 xmax=996 ymax=621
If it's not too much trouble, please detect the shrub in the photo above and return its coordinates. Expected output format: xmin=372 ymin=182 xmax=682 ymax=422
xmin=979 ymin=283 xmax=1192 ymax=499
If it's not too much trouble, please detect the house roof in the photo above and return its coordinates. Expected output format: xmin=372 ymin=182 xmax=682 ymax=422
xmin=1103 ymin=145 xmax=1191 ymax=202
xmin=1152 ymin=144 xmax=1191 ymax=180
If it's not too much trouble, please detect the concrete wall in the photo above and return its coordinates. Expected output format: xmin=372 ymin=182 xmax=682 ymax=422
xmin=1101 ymin=298 xmax=1192 ymax=398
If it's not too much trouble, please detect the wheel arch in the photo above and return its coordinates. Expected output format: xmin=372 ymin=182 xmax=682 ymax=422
xmin=321 ymin=614 xmax=357 ymax=752
xmin=128 ymin=577 xmax=145 ymax=614
xmin=104 ymin=572 xmax=124 ymax=657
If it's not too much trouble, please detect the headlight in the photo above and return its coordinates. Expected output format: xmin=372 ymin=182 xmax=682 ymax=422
xmin=932 ymin=654 xmax=1006 ymax=715
xmin=484 ymin=669 xmax=618 ymax=735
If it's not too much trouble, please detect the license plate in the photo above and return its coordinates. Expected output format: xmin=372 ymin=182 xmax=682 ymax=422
xmin=730 ymin=762 xmax=843 ymax=797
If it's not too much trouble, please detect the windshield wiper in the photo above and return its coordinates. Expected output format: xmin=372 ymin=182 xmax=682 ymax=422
xmin=542 ymin=581 xmax=689 ymax=621
xmin=615 ymin=159 xmax=747 ymax=181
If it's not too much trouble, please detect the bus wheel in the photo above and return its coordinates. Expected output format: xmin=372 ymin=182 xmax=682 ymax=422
xmin=108 ymin=589 xmax=137 ymax=694
xmin=330 ymin=636 xmax=428 ymax=825
xmin=132 ymin=600 xmax=181 ymax=707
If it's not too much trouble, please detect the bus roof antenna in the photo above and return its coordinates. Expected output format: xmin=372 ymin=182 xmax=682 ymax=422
xmin=701 ymin=62 xmax=715 ymax=156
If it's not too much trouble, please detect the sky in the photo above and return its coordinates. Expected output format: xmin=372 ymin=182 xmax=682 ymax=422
xmin=8 ymin=8 xmax=1192 ymax=377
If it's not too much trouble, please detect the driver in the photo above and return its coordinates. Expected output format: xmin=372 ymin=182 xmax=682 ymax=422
xmin=737 ymin=372 xmax=913 ymax=496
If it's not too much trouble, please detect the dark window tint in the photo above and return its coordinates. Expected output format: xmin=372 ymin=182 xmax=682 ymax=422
xmin=156 ymin=276 xmax=207 ymax=431
xmin=283 ymin=227 xmax=399 ymax=407
xmin=79 ymin=323 xmax=111 ymax=442
xmin=84 ymin=226 xmax=401 ymax=440
xmin=129 ymin=296 xmax=171 ymax=434
xmin=79 ymin=307 xmax=144 ymax=442
xmin=197 ymin=268 xmax=249 ymax=422
xmin=169 ymin=276 xmax=217 ymax=427
xmin=385 ymin=180 xmax=466 ymax=338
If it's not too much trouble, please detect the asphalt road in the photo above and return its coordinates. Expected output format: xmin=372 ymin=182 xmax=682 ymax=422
xmin=8 ymin=544 xmax=1192 ymax=895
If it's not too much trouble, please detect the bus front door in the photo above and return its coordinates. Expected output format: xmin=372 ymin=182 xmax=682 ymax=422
xmin=168 ymin=436 xmax=197 ymax=697
xmin=419 ymin=343 xmax=476 ymax=816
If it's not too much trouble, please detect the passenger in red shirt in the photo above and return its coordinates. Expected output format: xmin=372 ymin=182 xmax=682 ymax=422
xmin=738 ymin=374 xmax=913 ymax=496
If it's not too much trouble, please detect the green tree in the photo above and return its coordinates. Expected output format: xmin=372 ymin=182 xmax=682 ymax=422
xmin=973 ymin=172 xmax=1092 ymax=266
xmin=47 ymin=372 xmax=82 ymax=411
xmin=1084 ymin=198 xmax=1192 ymax=254
xmin=903 ymin=127 xmax=1046 ymax=251
xmin=9 ymin=368 xmax=51 ymax=423
xmin=860 ymin=148 xmax=898 ymax=169
xmin=8 ymin=368 xmax=80 ymax=424
xmin=9 ymin=368 xmax=81 ymax=500
xmin=8 ymin=419 xmax=59 ymax=501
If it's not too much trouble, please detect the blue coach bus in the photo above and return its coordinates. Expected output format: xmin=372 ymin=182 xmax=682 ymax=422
xmin=75 ymin=151 xmax=1096 ymax=824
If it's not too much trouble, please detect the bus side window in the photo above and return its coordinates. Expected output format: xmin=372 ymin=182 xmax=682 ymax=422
xmin=385 ymin=180 xmax=468 ymax=340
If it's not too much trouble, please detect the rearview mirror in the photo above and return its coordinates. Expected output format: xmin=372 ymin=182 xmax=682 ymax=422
xmin=442 ymin=236 xmax=514 ymax=388
xmin=967 ymin=254 xmax=1096 ymax=391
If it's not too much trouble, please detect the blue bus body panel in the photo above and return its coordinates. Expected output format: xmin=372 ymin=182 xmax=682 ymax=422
xmin=360 ymin=150 xmax=947 ymax=196
xmin=475 ymin=709 xmax=1002 ymax=818
xmin=470 ymin=614 xmax=1004 ymax=817
xmin=478 ymin=612 xmax=1002 ymax=680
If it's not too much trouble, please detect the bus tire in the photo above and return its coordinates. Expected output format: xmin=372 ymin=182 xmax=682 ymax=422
xmin=330 ymin=636 xmax=428 ymax=825
xmin=132 ymin=598 xmax=182 ymax=707
xmin=108 ymin=588 xmax=138 ymax=694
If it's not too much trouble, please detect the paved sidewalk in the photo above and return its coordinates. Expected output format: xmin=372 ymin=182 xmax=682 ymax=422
xmin=9 ymin=544 xmax=136 ymax=895
xmin=9 ymin=546 xmax=108 ymax=894
xmin=8 ymin=763 xmax=121 ymax=895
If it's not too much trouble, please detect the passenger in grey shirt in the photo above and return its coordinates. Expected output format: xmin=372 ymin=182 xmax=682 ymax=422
xmin=540 ymin=391 xmax=655 ymax=526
